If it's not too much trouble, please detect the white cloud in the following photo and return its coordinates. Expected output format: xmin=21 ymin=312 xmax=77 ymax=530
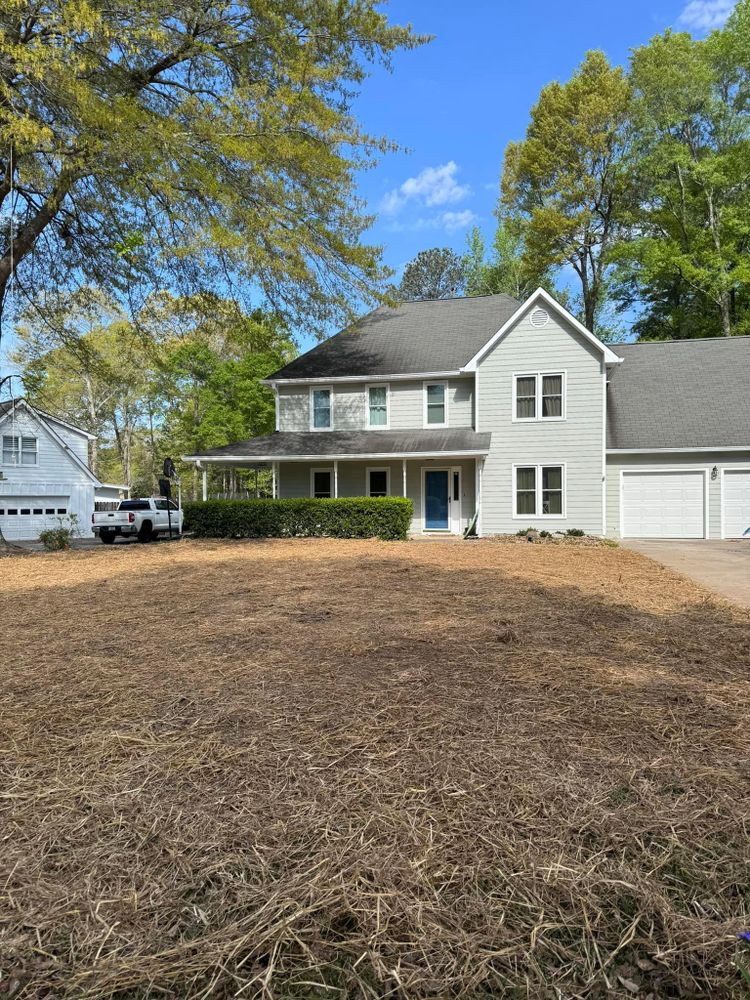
xmin=385 ymin=209 xmax=478 ymax=234
xmin=380 ymin=162 xmax=471 ymax=216
xmin=677 ymin=0 xmax=735 ymax=30
xmin=440 ymin=210 xmax=478 ymax=231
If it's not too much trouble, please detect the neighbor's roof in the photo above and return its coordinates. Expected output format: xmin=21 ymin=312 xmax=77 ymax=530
xmin=184 ymin=429 xmax=492 ymax=462
xmin=268 ymin=294 xmax=521 ymax=380
xmin=0 ymin=398 xmax=96 ymax=439
xmin=607 ymin=337 xmax=750 ymax=449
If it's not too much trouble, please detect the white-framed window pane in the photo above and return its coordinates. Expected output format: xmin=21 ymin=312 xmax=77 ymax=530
xmin=542 ymin=375 xmax=563 ymax=418
xmin=516 ymin=466 xmax=536 ymax=515
xmin=542 ymin=466 xmax=563 ymax=514
xmin=2 ymin=435 xmax=18 ymax=464
xmin=516 ymin=376 xmax=537 ymax=419
xmin=368 ymin=386 xmax=387 ymax=426
xmin=312 ymin=471 xmax=332 ymax=498
xmin=426 ymin=384 xmax=445 ymax=424
xmin=312 ymin=389 xmax=331 ymax=429
xmin=21 ymin=437 xmax=37 ymax=465
xmin=368 ymin=469 xmax=388 ymax=497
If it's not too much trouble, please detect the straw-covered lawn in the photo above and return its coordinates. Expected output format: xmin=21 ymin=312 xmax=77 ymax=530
xmin=2 ymin=538 xmax=749 ymax=999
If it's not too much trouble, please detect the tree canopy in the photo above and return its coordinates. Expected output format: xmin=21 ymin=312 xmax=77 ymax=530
xmin=0 ymin=0 xmax=426 ymax=345
xmin=398 ymin=247 xmax=465 ymax=301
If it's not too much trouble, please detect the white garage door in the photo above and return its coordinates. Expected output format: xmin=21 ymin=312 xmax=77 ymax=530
xmin=0 ymin=497 xmax=70 ymax=540
xmin=622 ymin=471 xmax=705 ymax=539
xmin=722 ymin=470 xmax=750 ymax=538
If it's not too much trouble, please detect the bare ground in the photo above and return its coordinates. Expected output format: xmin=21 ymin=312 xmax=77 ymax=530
xmin=1 ymin=538 xmax=749 ymax=999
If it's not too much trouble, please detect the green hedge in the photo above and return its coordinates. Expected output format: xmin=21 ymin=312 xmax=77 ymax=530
xmin=183 ymin=497 xmax=413 ymax=541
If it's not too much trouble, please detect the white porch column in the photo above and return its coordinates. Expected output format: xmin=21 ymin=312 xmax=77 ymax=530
xmin=201 ymin=465 xmax=207 ymax=501
xmin=477 ymin=458 xmax=484 ymax=536
xmin=272 ymin=462 xmax=278 ymax=498
xmin=333 ymin=460 xmax=339 ymax=498
xmin=402 ymin=458 xmax=407 ymax=497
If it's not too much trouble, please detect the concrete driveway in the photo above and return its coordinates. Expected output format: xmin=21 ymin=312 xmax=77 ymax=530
xmin=622 ymin=539 xmax=750 ymax=608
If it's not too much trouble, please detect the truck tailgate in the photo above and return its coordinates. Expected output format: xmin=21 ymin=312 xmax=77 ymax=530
xmin=93 ymin=512 xmax=132 ymax=526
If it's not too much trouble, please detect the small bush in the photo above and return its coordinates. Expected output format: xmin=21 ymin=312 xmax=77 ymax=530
xmin=183 ymin=497 xmax=413 ymax=541
xmin=39 ymin=514 xmax=79 ymax=551
xmin=565 ymin=528 xmax=585 ymax=537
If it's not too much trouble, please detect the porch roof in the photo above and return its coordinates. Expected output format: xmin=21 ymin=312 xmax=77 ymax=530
xmin=183 ymin=429 xmax=491 ymax=463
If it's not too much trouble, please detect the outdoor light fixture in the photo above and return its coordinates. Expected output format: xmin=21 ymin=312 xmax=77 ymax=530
xmin=711 ymin=466 xmax=718 ymax=480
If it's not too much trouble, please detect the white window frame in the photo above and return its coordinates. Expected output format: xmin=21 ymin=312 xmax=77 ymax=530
xmin=1 ymin=434 xmax=38 ymax=466
xmin=366 ymin=466 xmax=390 ymax=497
xmin=423 ymin=380 xmax=448 ymax=428
xmin=512 ymin=463 xmax=566 ymax=519
xmin=309 ymin=386 xmax=334 ymax=431
xmin=365 ymin=383 xmax=390 ymax=429
xmin=512 ymin=371 xmax=566 ymax=423
xmin=310 ymin=467 xmax=334 ymax=498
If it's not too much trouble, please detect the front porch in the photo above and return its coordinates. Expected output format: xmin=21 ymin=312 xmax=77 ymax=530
xmin=183 ymin=428 xmax=491 ymax=536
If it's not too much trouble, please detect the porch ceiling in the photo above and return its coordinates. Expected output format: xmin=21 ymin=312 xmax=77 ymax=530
xmin=183 ymin=429 xmax=491 ymax=464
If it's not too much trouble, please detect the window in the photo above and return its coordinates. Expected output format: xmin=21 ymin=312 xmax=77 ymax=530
xmin=310 ymin=387 xmax=332 ymax=430
xmin=513 ymin=373 xmax=565 ymax=421
xmin=514 ymin=465 xmax=565 ymax=518
xmin=311 ymin=469 xmax=332 ymax=498
xmin=7 ymin=509 xmax=17 ymax=515
xmin=20 ymin=508 xmax=30 ymax=515
xmin=57 ymin=508 xmax=67 ymax=514
xmin=367 ymin=468 xmax=389 ymax=497
xmin=120 ymin=500 xmax=150 ymax=510
xmin=33 ymin=508 xmax=43 ymax=515
xmin=2 ymin=435 xmax=38 ymax=465
xmin=45 ymin=508 xmax=55 ymax=514
xmin=367 ymin=385 xmax=389 ymax=428
xmin=424 ymin=382 xmax=447 ymax=426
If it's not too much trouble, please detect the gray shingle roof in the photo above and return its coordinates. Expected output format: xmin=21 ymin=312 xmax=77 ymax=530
xmin=268 ymin=294 xmax=520 ymax=379
xmin=185 ymin=428 xmax=492 ymax=460
xmin=607 ymin=337 xmax=750 ymax=449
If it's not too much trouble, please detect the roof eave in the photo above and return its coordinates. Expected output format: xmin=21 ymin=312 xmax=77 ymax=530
xmin=182 ymin=448 xmax=490 ymax=463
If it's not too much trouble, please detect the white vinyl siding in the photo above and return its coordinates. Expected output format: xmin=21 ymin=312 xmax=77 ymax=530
xmin=477 ymin=308 xmax=604 ymax=535
xmin=605 ymin=452 xmax=750 ymax=539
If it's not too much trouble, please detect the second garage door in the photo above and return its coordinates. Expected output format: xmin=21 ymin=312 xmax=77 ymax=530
xmin=722 ymin=470 xmax=750 ymax=538
xmin=622 ymin=471 xmax=705 ymax=538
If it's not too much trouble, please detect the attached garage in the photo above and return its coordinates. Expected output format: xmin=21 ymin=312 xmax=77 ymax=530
xmin=0 ymin=496 xmax=70 ymax=541
xmin=621 ymin=470 xmax=706 ymax=539
xmin=722 ymin=470 xmax=750 ymax=538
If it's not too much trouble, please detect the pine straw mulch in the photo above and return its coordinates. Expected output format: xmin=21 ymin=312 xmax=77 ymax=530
xmin=1 ymin=538 xmax=749 ymax=1000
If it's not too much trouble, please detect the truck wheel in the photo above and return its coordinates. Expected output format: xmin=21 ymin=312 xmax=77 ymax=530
xmin=137 ymin=521 xmax=153 ymax=543
xmin=100 ymin=530 xmax=115 ymax=545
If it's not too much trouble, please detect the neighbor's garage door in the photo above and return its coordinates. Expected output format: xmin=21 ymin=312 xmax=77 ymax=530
xmin=622 ymin=471 xmax=705 ymax=538
xmin=722 ymin=470 xmax=750 ymax=538
xmin=0 ymin=497 xmax=70 ymax=540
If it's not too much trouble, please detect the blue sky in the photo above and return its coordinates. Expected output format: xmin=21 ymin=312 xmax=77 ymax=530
xmin=352 ymin=0 xmax=735 ymax=283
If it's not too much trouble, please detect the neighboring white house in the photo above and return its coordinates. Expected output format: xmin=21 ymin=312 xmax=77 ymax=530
xmin=183 ymin=288 xmax=750 ymax=540
xmin=0 ymin=399 xmax=126 ymax=541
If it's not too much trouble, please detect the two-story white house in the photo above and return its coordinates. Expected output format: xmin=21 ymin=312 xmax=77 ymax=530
xmin=183 ymin=288 xmax=750 ymax=539
xmin=0 ymin=399 xmax=125 ymax=540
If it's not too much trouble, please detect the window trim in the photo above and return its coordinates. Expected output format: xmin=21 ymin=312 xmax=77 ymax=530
xmin=309 ymin=385 xmax=334 ymax=431
xmin=365 ymin=383 xmax=390 ymax=430
xmin=423 ymin=380 xmax=449 ymax=428
xmin=310 ymin=467 xmax=334 ymax=498
xmin=512 ymin=463 xmax=566 ymax=519
xmin=366 ymin=466 xmax=390 ymax=497
xmin=511 ymin=371 xmax=566 ymax=423
xmin=2 ymin=433 xmax=39 ymax=466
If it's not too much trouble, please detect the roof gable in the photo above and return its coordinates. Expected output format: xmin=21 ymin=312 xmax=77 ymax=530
xmin=0 ymin=400 xmax=100 ymax=484
xmin=462 ymin=288 xmax=623 ymax=370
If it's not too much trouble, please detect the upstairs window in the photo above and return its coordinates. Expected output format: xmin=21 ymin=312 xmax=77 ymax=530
xmin=513 ymin=373 xmax=565 ymax=421
xmin=367 ymin=385 xmax=389 ymax=427
xmin=424 ymin=382 xmax=447 ymax=426
xmin=2 ymin=435 xmax=37 ymax=465
xmin=310 ymin=387 xmax=332 ymax=430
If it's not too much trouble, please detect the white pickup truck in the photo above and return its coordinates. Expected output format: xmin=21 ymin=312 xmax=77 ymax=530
xmin=92 ymin=498 xmax=183 ymax=544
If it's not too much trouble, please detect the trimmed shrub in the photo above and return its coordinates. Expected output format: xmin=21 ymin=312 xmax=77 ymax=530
xmin=183 ymin=497 xmax=413 ymax=541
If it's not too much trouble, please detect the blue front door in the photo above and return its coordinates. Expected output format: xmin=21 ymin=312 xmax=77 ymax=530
xmin=425 ymin=470 xmax=449 ymax=530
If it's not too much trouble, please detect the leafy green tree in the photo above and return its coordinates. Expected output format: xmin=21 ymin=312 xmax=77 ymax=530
xmin=0 ymin=0 xmax=425 ymax=345
xmin=463 ymin=218 xmax=552 ymax=300
xmin=398 ymin=247 xmax=465 ymax=300
xmin=501 ymin=51 xmax=631 ymax=333
xmin=613 ymin=8 xmax=750 ymax=338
